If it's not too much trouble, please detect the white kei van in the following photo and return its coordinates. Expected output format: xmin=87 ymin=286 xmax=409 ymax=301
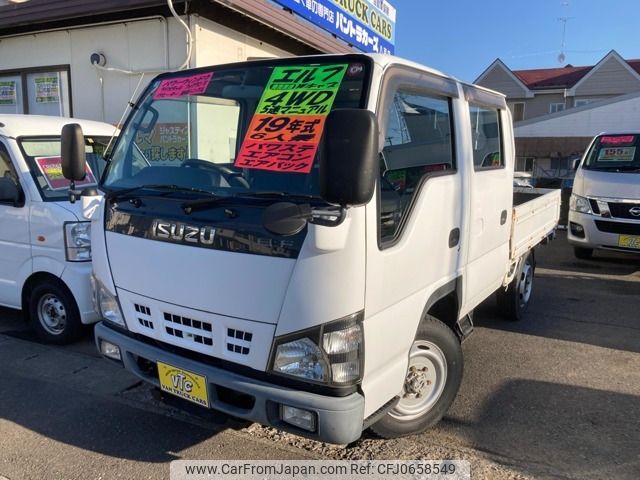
xmin=0 ymin=115 xmax=115 ymax=343
xmin=569 ymin=132 xmax=640 ymax=258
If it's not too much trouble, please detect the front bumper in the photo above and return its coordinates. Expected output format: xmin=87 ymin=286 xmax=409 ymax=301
xmin=568 ymin=211 xmax=640 ymax=252
xmin=94 ymin=322 xmax=365 ymax=444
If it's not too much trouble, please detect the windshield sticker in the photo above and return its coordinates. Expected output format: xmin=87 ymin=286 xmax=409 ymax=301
xmin=35 ymin=156 xmax=97 ymax=191
xmin=234 ymin=64 xmax=348 ymax=174
xmin=153 ymin=72 xmax=213 ymax=100
xmin=597 ymin=147 xmax=636 ymax=163
xmin=600 ymin=135 xmax=636 ymax=146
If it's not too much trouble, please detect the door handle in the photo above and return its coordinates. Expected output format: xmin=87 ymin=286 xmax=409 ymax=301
xmin=500 ymin=210 xmax=508 ymax=225
xmin=449 ymin=228 xmax=460 ymax=248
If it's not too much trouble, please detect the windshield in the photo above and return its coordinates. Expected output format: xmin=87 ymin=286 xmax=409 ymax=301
xmin=583 ymin=134 xmax=640 ymax=173
xmin=19 ymin=136 xmax=110 ymax=200
xmin=103 ymin=57 xmax=371 ymax=199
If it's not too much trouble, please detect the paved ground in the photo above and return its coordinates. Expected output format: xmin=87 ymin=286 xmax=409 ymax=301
xmin=1 ymin=233 xmax=639 ymax=480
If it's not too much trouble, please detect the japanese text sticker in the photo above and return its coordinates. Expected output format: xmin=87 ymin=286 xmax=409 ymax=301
xmin=153 ymin=72 xmax=213 ymax=100
xmin=234 ymin=64 xmax=348 ymax=174
xmin=35 ymin=156 xmax=97 ymax=191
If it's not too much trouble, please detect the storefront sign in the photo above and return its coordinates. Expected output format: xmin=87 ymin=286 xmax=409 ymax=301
xmin=0 ymin=80 xmax=17 ymax=105
xmin=34 ymin=75 xmax=60 ymax=104
xmin=273 ymin=0 xmax=395 ymax=54
xmin=35 ymin=156 xmax=96 ymax=190
xmin=235 ymin=64 xmax=347 ymax=173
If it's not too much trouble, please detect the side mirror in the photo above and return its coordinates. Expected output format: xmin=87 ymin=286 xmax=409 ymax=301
xmin=0 ymin=177 xmax=21 ymax=206
xmin=61 ymin=123 xmax=86 ymax=182
xmin=320 ymin=109 xmax=378 ymax=207
xmin=572 ymin=158 xmax=581 ymax=170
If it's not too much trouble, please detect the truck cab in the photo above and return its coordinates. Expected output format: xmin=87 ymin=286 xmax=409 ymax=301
xmin=68 ymin=54 xmax=559 ymax=444
xmin=0 ymin=115 xmax=114 ymax=343
xmin=569 ymin=132 xmax=640 ymax=258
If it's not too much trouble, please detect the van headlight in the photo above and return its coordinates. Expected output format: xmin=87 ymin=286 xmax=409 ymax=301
xmin=64 ymin=222 xmax=91 ymax=261
xmin=271 ymin=312 xmax=363 ymax=386
xmin=92 ymin=275 xmax=126 ymax=328
xmin=569 ymin=194 xmax=593 ymax=214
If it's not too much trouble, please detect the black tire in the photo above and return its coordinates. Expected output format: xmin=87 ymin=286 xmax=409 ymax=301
xmin=28 ymin=279 xmax=84 ymax=345
xmin=370 ymin=316 xmax=463 ymax=439
xmin=496 ymin=251 xmax=535 ymax=321
xmin=574 ymin=246 xmax=593 ymax=260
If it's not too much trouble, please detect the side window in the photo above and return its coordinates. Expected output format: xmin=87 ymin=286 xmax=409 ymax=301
xmin=0 ymin=145 xmax=18 ymax=184
xmin=0 ymin=144 xmax=22 ymax=206
xmin=380 ymin=88 xmax=454 ymax=242
xmin=469 ymin=105 xmax=503 ymax=170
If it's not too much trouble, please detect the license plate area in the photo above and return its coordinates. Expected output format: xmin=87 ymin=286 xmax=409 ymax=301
xmin=157 ymin=361 xmax=209 ymax=407
xmin=618 ymin=235 xmax=640 ymax=249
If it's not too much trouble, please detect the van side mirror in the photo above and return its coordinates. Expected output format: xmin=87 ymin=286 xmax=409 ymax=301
xmin=320 ymin=109 xmax=378 ymax=207
xmin=0 ymin=177 xmax=21 ymax=206
xmin=61 ymin=123 xmax=86 ymax=182
xmin=572 ymin=158 xmax=581 ymax=170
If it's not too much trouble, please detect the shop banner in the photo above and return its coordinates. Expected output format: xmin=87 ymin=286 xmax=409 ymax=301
xmin=35 ymin=156 xmax=96 ymax=190
xmin=234 ymin=64 xmax=347 ymax=174
xmin=34 ymin=75 xmax=60 ymax=104
xmin=0 ymin=80 xmax=17 ymax=106
xmin=273 ymin=0 xmax=395 ymax=54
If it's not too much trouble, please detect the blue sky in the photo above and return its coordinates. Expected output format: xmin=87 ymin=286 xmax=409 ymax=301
xmin=390 ymin=0 xmax=640 ymax=82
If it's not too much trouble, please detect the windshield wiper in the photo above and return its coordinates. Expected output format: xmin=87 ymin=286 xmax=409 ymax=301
xmin=181 ymin=191 xmax=320 ymax=214
xmin=106 ymin=184 xmax=217 ymax=202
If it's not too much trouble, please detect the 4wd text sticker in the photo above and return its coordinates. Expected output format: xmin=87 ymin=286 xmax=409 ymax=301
xmin=35 ymin=156 xmax=97 ymax=191
xmin=153 ymin=72 xmax=213 ymax=100
xmin=234 ymin=64 xmax=348 ymax=174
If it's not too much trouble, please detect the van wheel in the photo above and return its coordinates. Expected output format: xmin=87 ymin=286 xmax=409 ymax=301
xmin=28 ymin=280 xmax=83 ymax=345
xmin=574 ymin=247 xmax=593 ymax=260
xmin=497 ymin=251 xmax=534 ymax=321
xmin=370 ymin=316 xmax=463 ymax=439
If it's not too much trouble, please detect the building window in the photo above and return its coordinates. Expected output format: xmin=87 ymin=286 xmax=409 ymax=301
xmin=549 ymin=102 xmax=565 ymax=114
xmin=469 ymin=104 xmax=504 ymax=170
xmin=380 ymin=88 xmax=455 ymax=242
xmin=509 ymin=102 xmax=525 ymax=122
xmin=515 ymin=157 xmax=534 ymax=172
xmin=0 ymin=66 xmax=71 ymax=117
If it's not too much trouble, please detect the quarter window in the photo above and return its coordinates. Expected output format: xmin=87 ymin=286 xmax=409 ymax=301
xmin=380 ymin=89 xmax=454 ymax=242
xmin=469 ymin=105 xmax=503 ymax=170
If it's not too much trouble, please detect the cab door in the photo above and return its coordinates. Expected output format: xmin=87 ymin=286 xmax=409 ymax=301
xmin=0 ymin=140 xmax=31 ymax=308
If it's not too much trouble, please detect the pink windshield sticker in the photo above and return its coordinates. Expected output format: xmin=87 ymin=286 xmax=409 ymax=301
xmin=153 ymin=72 xmax=213 ymax=99
xmin=35 ymin=156 xmax=97 ymax=191
xmin=600 ymin=135 xmax=636 ymax=145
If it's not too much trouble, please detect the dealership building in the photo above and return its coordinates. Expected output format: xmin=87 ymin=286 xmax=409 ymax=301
xmin=0 ymin=0 xmax=396 ymax=123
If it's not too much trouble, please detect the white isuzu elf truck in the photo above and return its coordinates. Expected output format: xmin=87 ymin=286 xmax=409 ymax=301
xmin=60 ymin=54 xmax=560 ymax=444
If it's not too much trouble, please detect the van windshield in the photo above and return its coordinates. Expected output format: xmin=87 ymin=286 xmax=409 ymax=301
xmin=19 ymin=136 xmax=110 ymax=200
xmin=583 ymin=134 xmax=640 ymax=173
xmin=103 ymin=57 xmax=371 ymax=200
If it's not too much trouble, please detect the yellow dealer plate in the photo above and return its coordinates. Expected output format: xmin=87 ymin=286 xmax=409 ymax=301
xmin=618 ymin=235 xmax=640 ymax=250
xmin=157 ymin=362 xmax=209 ymax=408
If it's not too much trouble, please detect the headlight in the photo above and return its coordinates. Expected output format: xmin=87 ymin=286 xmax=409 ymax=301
xmin=64 ymin=222 xmax=91 ymax=261
xmin=271 ymin=312 xmax=363 ymax=386
xmin=93 ymin=275 xmax=126 ymax=328
xmin=569 ymin=194 xmax=593 ymax=214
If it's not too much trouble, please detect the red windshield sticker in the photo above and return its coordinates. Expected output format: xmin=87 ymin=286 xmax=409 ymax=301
xmin=600 ymin=135 xmax=636 ymax=145
xmin=234 ymin=64 xmax=347 ymax=174
xmin=35 ymin=156 xmax=96 ymax=191
xmin=153 ymin=72 xmax=213 ymax=100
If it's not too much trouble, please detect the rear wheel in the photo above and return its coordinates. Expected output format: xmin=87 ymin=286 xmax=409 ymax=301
xmin=28 ymin=280 xmax=84 ymax=345
xmin=574 ymin=247 xmax=593 ymax=260
xmin=370 ymin=316 xmax=463 ymax=439
xmin=497 ymin=251 xmax=535 ymax=321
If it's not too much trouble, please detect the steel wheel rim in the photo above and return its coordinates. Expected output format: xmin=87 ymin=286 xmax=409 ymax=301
xmin=390 ymin=340 xmax=448 ymax=421
xmin=37 ymin=293 xmax=67 ymax=335
xmin=518 ymin=261 xmax=533 ymax=307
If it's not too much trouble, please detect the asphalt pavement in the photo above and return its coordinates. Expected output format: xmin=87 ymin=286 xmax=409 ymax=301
xmin=0 ymin=233 xmax=638 ymax=480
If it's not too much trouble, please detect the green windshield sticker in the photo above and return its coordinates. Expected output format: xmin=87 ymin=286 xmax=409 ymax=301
xmin=598 ymin=146 xmax=636 ymax=162
xmin=235 ymin=63 xmax=348 ymax=174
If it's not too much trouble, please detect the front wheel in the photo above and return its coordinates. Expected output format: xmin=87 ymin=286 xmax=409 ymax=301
xmin=28 ymin=280 xmax=84 ymax=345
xmin=496 ymin=251 xmax=535 ymax=321
xmin=370 ymin=316 xmax=463 ymax=439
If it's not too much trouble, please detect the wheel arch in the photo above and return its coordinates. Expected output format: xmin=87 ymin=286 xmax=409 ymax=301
xmin=421 ymin=277 xmax=463 ymax=337
xmin=21 ymin=271 xmax=72 ymax=319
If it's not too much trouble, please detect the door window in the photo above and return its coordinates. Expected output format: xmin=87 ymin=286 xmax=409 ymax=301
xmin=380 ymin=88 xmax=454 ymax=242
xmin=0 ymin=144 xmax=21 ymax=206
xmin=469 ymin=105 xmax=503 ymax=170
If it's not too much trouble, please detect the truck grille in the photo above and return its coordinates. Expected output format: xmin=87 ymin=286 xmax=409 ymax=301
xmin=134 ymin=303 xmax=154 ymax=330
xmin=607 ymin=202 xmax=640 ymax=220
xmin=226 ymin=328 xmax=252 ymax=355
xmin=163 ymin=312 xmax=213 ymax=347
xmin=595 ymin=220 xmax=640 ymax=235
